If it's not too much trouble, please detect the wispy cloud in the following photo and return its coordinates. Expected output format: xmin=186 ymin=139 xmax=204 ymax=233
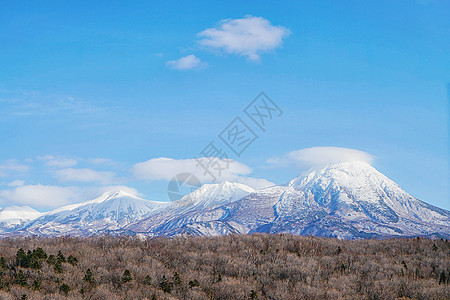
xmin=0 ymin=89 xmax=104 ymax=117
xmin=198 ymin=16 xmax=290 ymax=62
xmin=38 ymin=155 xmax=78 ymax=168
xmin=167 ymin=54 xmax=205 ymax=70
xmin=7 ymin=180 xmax=25 ymax=187
xmin=54 ymin=168 xmax=117 ymax=184
xmin=0 ymin=160 xmax=29 ymax=177
xmin=86 ymin=157 xmax=116 ymax=166
xmin=38 ymin=155 xmax=117 ymax=168
xmin=268 ymin=147 xmax=374 ymax=170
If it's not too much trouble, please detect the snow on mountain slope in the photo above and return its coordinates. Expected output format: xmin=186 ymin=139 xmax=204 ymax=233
xmin=0 ymin=206 xmax=42 ymax=228
xmin=174 ymin=181 xmax=255 ymax=210
xmin=19 ymin=190 xmax=170 ymax=236
xmin=159 ymin=162 xmax=450 ymax=239
xmin=265 ymin=162 xmax=450 ymax=238
xmin=127 ymin=181 xmax=255 ymax=235
xmin=218 ymin=185 xmax=288 ymax=234
xmin=3 ymin=163 xmax=449 ymax=239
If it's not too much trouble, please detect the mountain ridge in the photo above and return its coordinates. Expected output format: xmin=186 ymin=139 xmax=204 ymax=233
xmin=14 ymin=189 xmax=170 ymax=236
xmin=1 ymin=162 xmax=449 ymax=239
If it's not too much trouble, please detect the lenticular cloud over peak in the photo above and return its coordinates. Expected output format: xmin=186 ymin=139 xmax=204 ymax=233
xmin=290 ymin=147 xmax=374 ymax=168
xmin=269 ymin=147 xmax=374 ymax=170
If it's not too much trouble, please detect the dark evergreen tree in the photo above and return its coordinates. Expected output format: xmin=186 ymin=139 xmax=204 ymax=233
xmin=218 ymin=273 xmax=222 ymax=282
xmin=29 ymin=254 xmax=42 ymax=270
xmin=0 ymin=257 xmax=7 ymax=270
xmin=32 ymin=279 xmax=40 ymax=290
xmin=67 ymin=255 xmax=78 ymax=266
xmin=159 ymin=275 xmax=171 ymax=293
xmin=144 ymin=275 xmax=152 ymax=285
xmin=188 ymin=279 xmax=200 ymax=288
xmin=122 ymin=269 xmax=132 ymax=283
xmin=16 ymin=248 xmax=29 ymax=268
xmin=54 ymin=261 xmax=63 ymax=274
xmin=57 ymin=250 xmax=66 ymax=263
xmin=173 ymin=272 xmax=182 ymax=286
xmin=83 ymin=268 xmax=95 ymax=286
xmin=47 ymin=254 xmax=56 ymax=265
xmin=15 ymin=270 xmax=27 ymax=287
xmin=250 ymin=290 xmax=258 ymax=299
xmin=439 ymin=271 xmax=447 ymax=285
xmin=32 ymin=248 xmax=47 ymax=259
xmin=60 ymin=283 xmax=70 ymax=295
xmin=402 ymin=260 xmax=408 ymax=270
xmin=433 ymin=244 xmax=438 ymax=251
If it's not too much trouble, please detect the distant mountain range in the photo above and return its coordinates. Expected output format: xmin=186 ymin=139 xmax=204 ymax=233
xmin=1 ymin=162 xmax=449 ymax=239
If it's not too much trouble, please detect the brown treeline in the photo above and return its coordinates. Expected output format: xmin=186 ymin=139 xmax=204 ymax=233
xmin=0 ymin=234 xmax=448 ymax=299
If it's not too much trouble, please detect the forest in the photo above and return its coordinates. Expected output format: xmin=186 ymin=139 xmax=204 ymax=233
xmin=0 ymin=234 xmax=448 ymax=299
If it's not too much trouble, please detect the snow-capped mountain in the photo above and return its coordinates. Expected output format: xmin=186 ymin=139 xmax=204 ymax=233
xmin=173 ymin=181 xmax=255 ymax=211
xmin=0 ymin=206 xmax=42 ymax=232
xmin=127 ymin=181 xmax=256 ymax=236
xmin=187 ymin=162 xmax=450 ymax=238
xmin=16 ymin=190 xmax=170 ymax=236
xmin=267 ymin=161 xmax=450 ymax=238
xmin=2 ymin=163 xmax=449 ymax=239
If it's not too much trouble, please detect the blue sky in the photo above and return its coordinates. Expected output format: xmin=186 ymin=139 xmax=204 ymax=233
xmin=0 ymin=0 xmax=449 ymax=211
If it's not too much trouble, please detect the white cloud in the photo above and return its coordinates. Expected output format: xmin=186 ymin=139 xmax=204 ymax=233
xmin=87 ymin=157 xmax=115 ymax=166
xmin=167 ymin=55 xmax=205 ymax=70
xmin=235 ymin=177 xmax=275 ymax=190
xmin=0 ymin=184 xmax=140 ymax=210
xmin=38 ymin=155 xmax=78 ymax=168
xmin=54 ymin=168 xmax=117 ymax=184
xmin=0 ymin=89 xmax=100 ymax=117
xmin=0 ymin=160 xmax=29 ymax=177
xmin=133 ymin=157 xmax=251 ymax=182
xmin=0 ymin=184 xmax=78 ymax=208
xmin=132 ymin=157 xmax=275 ymax=190
xmin=198 ymin=16 xmax=290 ymax=62
xmin=8 ymin=180 xmax=25 ymax=187
xmin=268 ymin=147 xmax=374 ymax=170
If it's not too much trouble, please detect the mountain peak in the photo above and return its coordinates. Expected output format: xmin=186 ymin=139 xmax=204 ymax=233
xmin=20 ymin=189 xmax=170 ymax=236
xmin=101 ymin=189 xmax=139 ymax=201
xmin=218 ymin=181 xmax=255 ymax=192
xmin=289 ymin=161 xmax=392 ymax=190
xmin=175 ymin=181 xmax=255 ymax=209
xmin=46 ymin=189 xmax=140 ymax=216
